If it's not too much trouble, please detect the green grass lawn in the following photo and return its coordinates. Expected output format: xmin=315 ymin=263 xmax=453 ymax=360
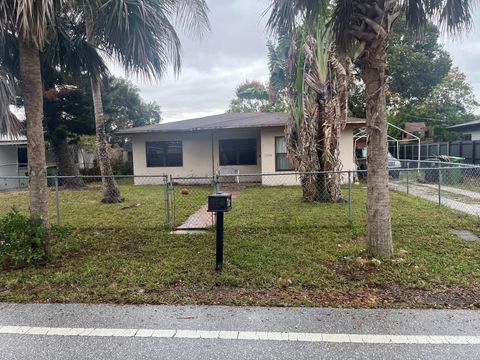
xmin=0 ymin=183 xmax=479 ymax=308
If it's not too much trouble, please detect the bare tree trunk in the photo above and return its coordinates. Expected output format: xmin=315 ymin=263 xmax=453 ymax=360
xmin=361 ymin=41 xmax=393 ymax=258
xmin=53 ymin=138 xmax=84 ymax=189
xmin=85 ymin=15 xmax=123 ymax=203
xmin=18 ymin=40 xmax=50 ymax=227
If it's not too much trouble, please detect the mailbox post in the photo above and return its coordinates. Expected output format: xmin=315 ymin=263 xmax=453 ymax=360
xmin=207 ymin=192 xmax=232 ymax=271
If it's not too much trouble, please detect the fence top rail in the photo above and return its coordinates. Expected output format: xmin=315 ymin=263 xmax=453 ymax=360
xmin=399 ymin=159 xmax=478 ymax=168
xmin=1 ymin=165 xmax=480 ymax=181
xmin=52 ymin=174 xmax=168 ymax=179
xmin=170 ymin=176 xmax=214 ymax=181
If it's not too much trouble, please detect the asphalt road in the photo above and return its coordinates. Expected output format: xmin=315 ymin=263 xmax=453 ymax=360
xmin=0 ymin=303 xmax=479 ymax=359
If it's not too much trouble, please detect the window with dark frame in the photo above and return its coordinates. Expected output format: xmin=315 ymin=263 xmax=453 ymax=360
xmin=219 ymin=138 xmax=257 ymax=166
xmin=275 ymin=136 xmax=293 ymax=171
xmin=146 ymin=141 xmax=183 ymax=167
xmin=463 ymin=133 xmax=472 ymax=141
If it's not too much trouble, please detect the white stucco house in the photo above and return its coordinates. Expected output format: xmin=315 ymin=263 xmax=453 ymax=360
xmin=449 ymin=119 xmax=480 ymax=141
xmin=0 ymin=135 xmax=28 ymax=190
xmin=117 ymin=112 xmax=365 ymax=185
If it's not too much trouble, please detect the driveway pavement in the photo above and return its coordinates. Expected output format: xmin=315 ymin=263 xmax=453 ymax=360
xmin=0 ymin=303 xmax=479 ymax=359
xmin=390 ymin=181 xmax=480 ymax=216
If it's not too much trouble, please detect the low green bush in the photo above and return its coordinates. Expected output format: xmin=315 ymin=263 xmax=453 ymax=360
xmin=0 ymin=210 xmax=69 ymax=269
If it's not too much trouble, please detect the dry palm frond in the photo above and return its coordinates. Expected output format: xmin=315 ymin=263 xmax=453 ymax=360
xmin=0 ymin=67 xmax=22 ymax=137
xmin=11 ymin=0 xmax=55 ymax=49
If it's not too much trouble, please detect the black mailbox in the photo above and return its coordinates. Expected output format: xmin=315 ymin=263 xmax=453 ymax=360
xmin=208 ymin=192 xmax=232 ymax=213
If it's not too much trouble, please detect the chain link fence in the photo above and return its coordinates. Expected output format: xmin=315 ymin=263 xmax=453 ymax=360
xmin=1 ymin=162 xmax=480 ymax=231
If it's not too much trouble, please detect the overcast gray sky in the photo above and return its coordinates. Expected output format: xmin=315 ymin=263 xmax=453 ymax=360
xmin=115 ymin=0 xmax=480 ymax=122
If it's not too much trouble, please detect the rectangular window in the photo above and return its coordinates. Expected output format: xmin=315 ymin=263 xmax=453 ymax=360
xmin=146 ymin=141 xmax=183 ymax=167
xmin=463 ymin=133 xmax=472 ymax=141
xmin=17 ymin=147 xmax=27 ymax=166
xmin=275 ymin=136 xmax=293 ymax=171
xmin=219 ymin=139 xmax=257 ymax=166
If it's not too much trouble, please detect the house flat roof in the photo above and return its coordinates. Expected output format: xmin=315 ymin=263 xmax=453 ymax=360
xmin=117 ymin=112 xmax=366 ymax=135
xmin=448 ymin=119 xmax=480 ymax=131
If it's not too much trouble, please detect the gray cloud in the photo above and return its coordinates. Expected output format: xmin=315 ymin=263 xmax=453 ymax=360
xmin=118 ymin=1 xmax=480 ymax=121
xmin=443 ymin=9 xmax=480 ymax=113
xmin=118 ymin=0 xmax=271 ymax=121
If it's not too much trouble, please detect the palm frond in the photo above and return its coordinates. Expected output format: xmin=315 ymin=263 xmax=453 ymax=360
xmin=265 ymin=0 xmax=330 ymax=35
xmin=97 ymin=0 xmax=182 ymax=78
xmin=44 ymin=12 xmax=109 ymax=82
xmin=330 ymin=0 xmax=358 ymax=55
xmin=12 ymin=0 xmax=55 ymax=48
xmin=424 ymin=0 xmax=473 ymax=34
xmin=0 ymin=67 xmax=22 ymax=137
xmin=171 ymin=0 xmax=210 ymax=39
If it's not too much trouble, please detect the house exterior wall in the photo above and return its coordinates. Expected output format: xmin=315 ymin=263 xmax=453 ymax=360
xmin=260 ymin=126 xmax=355 ymax=186
xmin=130 ymin=125 xmax=356 ymax=186
xmin=131 ymin=128 xmax=261 ymax=184
xmin=0 ymin=145 xmax=28 ymax=190
xmin=464 ymin=129 xmax=480 ymax=141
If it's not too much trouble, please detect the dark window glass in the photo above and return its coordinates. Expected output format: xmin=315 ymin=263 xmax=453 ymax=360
xmin=463 ymin=133 xmax=472 ymax=141
xmin=275 ymin=136 xmax=293 ymax=171
xmin=146 ymin=141 xmax=183 ymax=167
xmin=18 ymin=147 xmax=27 ymax=165
xmin=219 ymin=139 xmax=257 ymax=166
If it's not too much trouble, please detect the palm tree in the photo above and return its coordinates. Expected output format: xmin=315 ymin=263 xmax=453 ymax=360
xmin=268 ymin=4 xmax=349 ymax=203
xmin=76 ymin=0 xmax=209 ymax=203
xmin=267 ymin=0 xmax=474 ymax=258
xmin=0 ymin=0 xmax=55 ymax=224
xmin=42 ymin=9 xmax=109 ymax=188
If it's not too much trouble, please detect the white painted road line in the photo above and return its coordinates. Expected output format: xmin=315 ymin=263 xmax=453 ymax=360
xmin=0 ymin=326 xmax=479 ymax=345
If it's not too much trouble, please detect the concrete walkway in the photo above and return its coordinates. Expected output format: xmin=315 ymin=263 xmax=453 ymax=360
xmin=0 ymin=303 xmax=479 ymax=359
xmin=175 ymin=190 xmax=241 ymax=231
xmin=390 ymin=181 xmax=480 ymax=216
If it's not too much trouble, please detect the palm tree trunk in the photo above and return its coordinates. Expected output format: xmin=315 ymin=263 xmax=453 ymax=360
xmin=85 ymin=15 xmax=123 ymax=203
xmin=18 ymin=39 xmax=50 ymax=226
xmin=361 ymin=41 xmax=393 ymax=258
xmin=53 ymin=138 xmax=85 ymax=189
xmin=90 ymin=78 xmax=123 ymax=203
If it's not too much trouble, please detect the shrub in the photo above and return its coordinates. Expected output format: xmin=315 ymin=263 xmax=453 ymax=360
xmin=0 ymin=210 xmax=50 ymax=269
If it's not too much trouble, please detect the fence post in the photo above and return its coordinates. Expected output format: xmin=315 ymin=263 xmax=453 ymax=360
xmin=54 ymin=175 xmax=60 ymax=226
xmin=164 ymin=176 xmax=170 ymax=228
xmin=406 ymin=166 xmax=409 ymax=195
xmin=348 ymin=171 xmax=352 ymax=226
xmin=168 ymin=175 xmax=176 ymax=229
xmin=438 ymin=168 xmax=442 ymax=206
xmin=214 ymin=172 xmax=220 ymax=193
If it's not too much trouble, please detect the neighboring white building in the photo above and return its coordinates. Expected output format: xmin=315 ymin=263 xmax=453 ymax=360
xmin=449 ymin=119 xmax=480 ymax=141
xmin=0 ymin=135 xmax=28 ymax=190
xmin=118 ymin=113 xmax=365 ymax=185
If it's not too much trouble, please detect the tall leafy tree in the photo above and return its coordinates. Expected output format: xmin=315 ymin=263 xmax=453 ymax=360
xmin=74 ymin=0 xmax=209 ymax=203
xmin=43 ymin=75 xmax=161 ymax=180
xmin=349 ymin=18 xmax=453 ymax=117
xmin=228 ymin=80 xmax=270 ymax=113
xmin=391 ymin=67 xmax=479 ymax=141
xmin=102 ymin=76 xmax=161 ymax=145
xmin=0 ymin=0 xmax=55 ymax=225
xmin=267 ymin=0 xmax=475 ymax=258
xmin=267 ymin=35 xmax=290 ymax=109
xmin=387 ymin=18 xmax=452 ymax=107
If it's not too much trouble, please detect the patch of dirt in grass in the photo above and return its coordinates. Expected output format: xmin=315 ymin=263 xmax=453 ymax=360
xmin=315 ymin=259 xmax=385 ymax=282
xmin=143 ymin=285 xmax=480 ymax=309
